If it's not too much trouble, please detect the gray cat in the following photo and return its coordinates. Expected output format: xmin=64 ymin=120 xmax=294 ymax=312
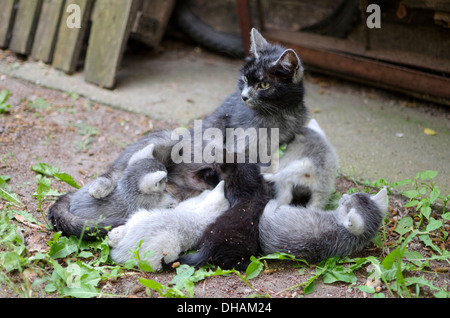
xmin=202 ymin=28 xmax=308 ymax=156
xmin=263 ymin=118 xmax=338 ymax=209
xmin=108 ymin=180 xmax=230 ymax=271
xmin=48 ymin=28 xmax=311 ymax=239
xmin=259 ymin=188 xmax=387 ymax=263
xmin=87 ymin=28 xmax=309 ymax=200
xmin=48 ymin=144 xmax=177 ymax=240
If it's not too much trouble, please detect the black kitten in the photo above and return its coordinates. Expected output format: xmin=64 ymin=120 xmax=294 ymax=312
xmin=178 ymin=160 xmax=273 ymax=270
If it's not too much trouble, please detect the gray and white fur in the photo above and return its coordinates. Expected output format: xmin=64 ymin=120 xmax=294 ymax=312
xmin=108 ymin=180 xmax=230 ymax=271
xmin=259 ymin=188 xmax=387 ymax=263
xmin=263 ymin=118 xmax=338 ymax=209
xmin=48 ymin=144 xmax=177 ymax=240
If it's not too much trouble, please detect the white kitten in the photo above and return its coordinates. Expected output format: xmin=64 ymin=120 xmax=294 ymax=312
xmin=108 ymin=180 xmax=230 ymax=271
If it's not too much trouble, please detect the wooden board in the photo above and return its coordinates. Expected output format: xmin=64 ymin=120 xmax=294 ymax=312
xmin=52 ymin=0 xmax=94 ymax=73
xmin=84 ymin=0 xmax=139 ymax=88
xmin=31 ymin=0 xmax=66 ymax=63
xmin=0 ymin=0 xmax=17 ymax=49
xmin=9 ymin=0 xmax=43 ymax=55
xmin=131 ymin=0 xmax=175 ymax=48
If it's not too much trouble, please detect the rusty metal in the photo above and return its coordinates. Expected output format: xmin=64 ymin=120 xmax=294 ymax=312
xmin=264 ymin=31 xmax=450 ymax=105
xmin=236 ymin=0 xmax=252 ymax=56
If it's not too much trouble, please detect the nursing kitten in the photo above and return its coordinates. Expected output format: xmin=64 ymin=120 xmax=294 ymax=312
xmin=263 ymin=119 xmax=338 ymax=209
xmin=259 ymin=188 xmax=387 ymax=263
xmin=108 ymin=181 xmax=230 ymax=271
xmin=179 ymin=161 xmax=273 ymax=270
xmin=48 ymin=144 xmax=177 ymax=240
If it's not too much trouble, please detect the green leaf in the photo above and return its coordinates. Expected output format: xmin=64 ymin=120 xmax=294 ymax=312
xmin=137 ymin=259 xmax=154 ymax=272
xmin=426 ymin=218 xmax=442 ymax=232
xmin=54 ymin=172 xmax=81 ymax=189
xmin=394 ymin=217 xmax=413 ymax=236
xmin=355 ymin=285 xmax=375 ymax=293
xmin=429 ymin=187 xmax=440 ymax=204
xmin=402 ymin=190 xmax=418 ymax=199
xmin=0 ymin=89 xmax=10 ymax=104
xmin=31 ymin=163 xmax=81 ymax=189
xmin=417 ymin=170 xmax=438 ymax=180
xmin=323 ymin=269 xmax=357 ymax=284
xmin=0 ymin=178 xmax=23 ymax=207
xmin=245 ymin=256 xmax=264 ymax=280
xmin=48 ymin=236 xmax=79 ymax=259
xmin=63 ymin=283 xmax=100 ymax=298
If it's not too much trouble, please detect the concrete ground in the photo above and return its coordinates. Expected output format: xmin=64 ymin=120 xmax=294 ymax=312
xmin=0 ymin=43 xmax=448 ymax=194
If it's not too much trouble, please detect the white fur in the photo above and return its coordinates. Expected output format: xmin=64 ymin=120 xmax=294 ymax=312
xmin=138 ymin=171 xmax=167 ymax=194
xmin=108 ymin=181 xmax=230 ymax=271
xmin=264 ymin=158 xmax=317 ymax=207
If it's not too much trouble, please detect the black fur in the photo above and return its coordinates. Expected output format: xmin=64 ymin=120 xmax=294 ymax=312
xmin=178 ymin=162 xmax=273 ymax=270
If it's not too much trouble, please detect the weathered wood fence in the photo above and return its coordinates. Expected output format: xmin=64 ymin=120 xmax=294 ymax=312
xmin=0 ymin=0 xmax=175 ymax=88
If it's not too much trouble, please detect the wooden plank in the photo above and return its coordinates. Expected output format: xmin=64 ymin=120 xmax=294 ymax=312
xmin=84 ymin=0 xmax=139 ymax=88
xmin=31 ymin=0 xmax=66 ymax=63
xmin=131 ymin=0 xmax=175 ymax=48
xmin=9 ymin=0 xmax=43 ymax=55
xmin=52 ymin=0 xmax=94 ymax=73
xmin=0 ymin=0 xmax=17 ymax=48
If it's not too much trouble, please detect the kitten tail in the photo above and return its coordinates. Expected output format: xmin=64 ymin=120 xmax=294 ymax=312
xmin=47 ymin=192 xmax=127 ymax=241
xmin=177 ymin=248 xmax=211 ymax=268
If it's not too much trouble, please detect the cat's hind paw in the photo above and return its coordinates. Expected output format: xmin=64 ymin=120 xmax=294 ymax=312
xmin=108 ymin=225 xmax=126 ymax=247
xmin=89 ymin=177 xmax=115 ymax=199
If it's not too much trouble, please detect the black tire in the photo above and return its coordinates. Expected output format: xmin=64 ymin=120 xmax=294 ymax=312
xmin=175 ymin=0 xmax=360 ymax=58
xmin=175 ymin=1 xmax=246 ymax=58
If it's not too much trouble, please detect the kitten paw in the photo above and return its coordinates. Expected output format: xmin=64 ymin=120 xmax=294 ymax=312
xmin=89 ymin=177 xmax=115 ymax=199
xmin=108 ymin=226 xmax=126 ymax=247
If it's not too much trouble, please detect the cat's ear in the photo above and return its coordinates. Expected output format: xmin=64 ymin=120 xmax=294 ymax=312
xmin=371 ymin=187 xmax=388 ymax=214
xmin=128 ymin=143 xmax=155 ymax=165
xmin=250 ymin=28 xmax=270 ymax=58
xmin=273 ymin=49 xmax=304 ymax=83
xmin=212 ymin=180 xmax=225 ymax=193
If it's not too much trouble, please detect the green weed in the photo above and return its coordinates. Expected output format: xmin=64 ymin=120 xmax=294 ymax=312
xmin=1 ymin=166 xmax=448 ymax=298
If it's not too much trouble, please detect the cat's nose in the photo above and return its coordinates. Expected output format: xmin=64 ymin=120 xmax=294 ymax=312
xmin=241 ymin=95 xmax=249 ymax=102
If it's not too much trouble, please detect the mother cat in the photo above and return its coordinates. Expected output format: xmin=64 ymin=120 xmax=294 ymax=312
xmin=47 ymin=29 xmax=310 ymax=239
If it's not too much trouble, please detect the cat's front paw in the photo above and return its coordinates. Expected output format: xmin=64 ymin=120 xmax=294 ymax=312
xmin=89 ymin=177 xmax=115 ymax=199
xmin=108 ymin=226 xmax=126 ymax=247
xmin=166 ymin=195 xmax=178 ymax=209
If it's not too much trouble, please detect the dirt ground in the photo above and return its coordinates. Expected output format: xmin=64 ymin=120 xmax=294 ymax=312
xmin=0 ymin=49 xmax=448 ymax=299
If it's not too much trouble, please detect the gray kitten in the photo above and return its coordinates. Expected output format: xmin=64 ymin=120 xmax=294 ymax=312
xmin=263 ymin=118 xmax=338 ymax=209
xmin=259 ymin=188 xmax=387 ymax=263
xmin=48 ymin=144 xmax=177 ymax=240
xmin=108 ymin=180 xmax=230 ymax=271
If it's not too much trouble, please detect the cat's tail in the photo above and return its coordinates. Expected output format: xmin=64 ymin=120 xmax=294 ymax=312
xmin=177 ymin=247 xmax=211 ymax=268
xmin=47 ymin=192 xmax=127 ymax=241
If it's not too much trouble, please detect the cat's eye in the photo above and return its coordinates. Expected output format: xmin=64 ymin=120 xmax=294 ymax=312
xmin=243 ymin=76 xmax=248 ymax=82
xmin=259 ymin=82 xmax=270 ymax=89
